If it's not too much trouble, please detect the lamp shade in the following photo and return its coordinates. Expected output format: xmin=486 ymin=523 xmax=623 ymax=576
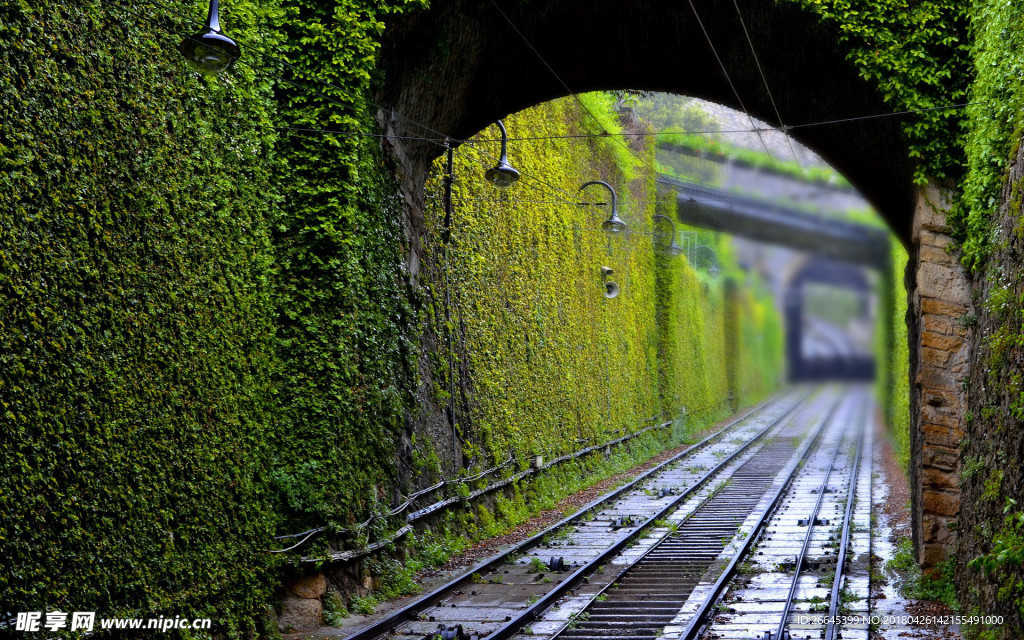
xmin=179 ymin=0 xmax=240 ymax=75
xmin=485 ymin=120 xmax=520 ymax=188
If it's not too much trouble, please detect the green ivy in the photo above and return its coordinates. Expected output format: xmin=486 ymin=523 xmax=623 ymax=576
xmin=875 ymin=241 xmax=910 ymax=471
xmin=968 ymin=499 xmax=1024 ymax=629
xmin=949 ymin=0 xmax=1024 ymax=268
xmin=417 ymin=94 xmax=784 ymax=472
xmin=266 ymin=0 xmax=425 ymax=533
xmin=781 ymin=0 xmax=971 ymax=185
xmin=0 ymin=0 xmax=284 ymax=635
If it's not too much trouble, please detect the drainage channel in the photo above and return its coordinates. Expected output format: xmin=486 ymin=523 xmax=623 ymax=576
xmin=340 ymin=390 xmax=814 ymax=640
xmin=536 ymin=389 xmax=844 ymax=640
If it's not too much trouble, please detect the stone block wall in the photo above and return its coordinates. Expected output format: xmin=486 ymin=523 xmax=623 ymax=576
xmin=908 ymin=181 xmax=972 ymax=570
xmin=956 ymin=141 xmax=1024 ymax=631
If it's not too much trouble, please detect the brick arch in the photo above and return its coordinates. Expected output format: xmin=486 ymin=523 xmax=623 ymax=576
xmin=376 ymin=0 xmax=916 ymax=244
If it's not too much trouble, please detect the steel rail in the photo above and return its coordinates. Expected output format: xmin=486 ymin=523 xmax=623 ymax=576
xmin=480 ymin=391 xmax=813 ymax=640
xmin=823 ymin=397 xmax=868 ymax=640
xmin=676 ymin=392 xmax=846 ymax=640
xmin=541 ymin=392 xmax=843 ymax=640
xmin=771 ymin=390 xmax=860 ymax=640
xmin=340 ymin=391 xmax=804 ymax=640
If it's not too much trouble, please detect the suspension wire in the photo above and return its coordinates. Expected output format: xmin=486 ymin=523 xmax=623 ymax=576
xmin=455 ymin=135 xmax=586 ymax=205
xmin=426 ymin=195 xmax=609 ymax=206
xmin=272 ymin=104 xmax=985 ymax=143
xmin=730 ymin=0 xmax=806 ymax=178
xmin=785 ymin=102 xmax=987 ymax=128
xmin=684 ymin=0 xmax=775 ymax=163
xmin=127 ymin=0 xmax=985 ymax=182
xmin=485 ymin=0 xmax=662 ymax=179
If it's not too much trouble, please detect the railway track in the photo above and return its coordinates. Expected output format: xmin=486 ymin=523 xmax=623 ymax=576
xmin=702 ymin=387 xmax=873 ymax=640
xmin=340 ymin=387 xmax=871 ymax=640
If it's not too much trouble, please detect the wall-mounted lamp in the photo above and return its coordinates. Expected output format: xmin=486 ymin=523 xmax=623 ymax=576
xmin=179 ymin=0 xmax=241 ymax=75
xmin=484 ymin=120 xmax=520 ymax=189
xmin=600 ymin=266 xmax=620 ymax=298
xmin=691 ymin=245 xmax=721 ymax=277
xmin=580 ymin=180 xmax=626 ymax=233
xmin=652 ymin=214 xmax=685 ymax=256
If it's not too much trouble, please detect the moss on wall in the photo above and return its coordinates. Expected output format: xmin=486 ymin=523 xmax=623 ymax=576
xmin=877 ymin=242 xmax=911 ymax=471
xmin=0 ymin=1 xmax=808 ymax=634
xmin=415 ymin=95 xmax=784 ymax=480
xmin=0 ymin=0 xmax=284 ymax=634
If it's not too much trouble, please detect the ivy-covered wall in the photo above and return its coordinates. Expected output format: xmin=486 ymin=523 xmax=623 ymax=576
xmin=0 ymin=0 xmax=433 ymax=634
xmin=414 ymin=95 xmax=783 ymax=479
xmin=877 ymin=242 xmax=912 ymax=472
xmin=267 ymin=0 xmax=425 ymax=534
xmin=779 ymin=0 xmax=970 ymax=187
xmin=29 ymin=0 xmax=1024 ymax=634
xmin=0 ymin=1 xmax=284 ymax=635
xmin=955 ymin=2 xmax=1024 ymax=636
xmin=0 ymin=2 xmax=785 ymax=635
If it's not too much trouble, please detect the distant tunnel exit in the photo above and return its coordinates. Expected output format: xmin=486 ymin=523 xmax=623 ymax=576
xmin=785 ymin=258 xmax=876 ymax=382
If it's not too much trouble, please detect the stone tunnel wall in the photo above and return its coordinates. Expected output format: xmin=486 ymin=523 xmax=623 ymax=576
xmin=907 ymin=181 xmax=973 ymax=570
xmin=956 ymin=141 xmax=1024 ymax=631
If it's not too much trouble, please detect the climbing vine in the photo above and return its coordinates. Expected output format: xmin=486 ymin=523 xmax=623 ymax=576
xmin=417 ymin=94 xmax=784 ymax=474
xmin=268 ymin=0 xmax=427 ymax=532
xmin=15 ymin=0 xmax=1013 ymax=633
xmin=781 ymin=0 xmax=971 ymax=185
xmin=951 ymin=0 xmax=1024 ymax=268
xmin=0 ymin=0 xmax=284 ymax=635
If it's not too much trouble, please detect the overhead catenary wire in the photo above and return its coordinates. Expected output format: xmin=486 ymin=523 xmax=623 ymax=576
xmin=685 ymin=0 xmax=775 ymax=163
xmin=274 ymin=100 xmax=985 ymax=143
xmin=730 ymin=0 xmax=806 ymax=178
xmin=133 ymin=0 xmax=982 ymax=160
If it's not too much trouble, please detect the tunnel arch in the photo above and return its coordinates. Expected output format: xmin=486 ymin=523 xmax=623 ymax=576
xmin=783 ymin=258 xmax=876 ymax=382
xmin=376 ymin=0 xmax=915 ymax=245
xmin=375 ymin=0 xmax=975 ymax=572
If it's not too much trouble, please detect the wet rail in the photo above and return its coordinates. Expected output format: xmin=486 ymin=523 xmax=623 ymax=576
xmin=541 ymin=389 xmax=845 ymax=640
xmin=340 ymin=390 xmax=814 ymax=640
xmin=757 ymin=391 xmax=867 ymax=640
xmin=692 ymin=387 xmax=872 ymax=640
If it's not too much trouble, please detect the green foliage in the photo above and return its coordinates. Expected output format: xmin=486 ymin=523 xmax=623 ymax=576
xmin=656 ymin=132 xmax=851 ymax=189
xmin=782 ymin=0 xmax=970 ymax=185
xmin=349 ymin=594 xmax=377 ymax=615
xmin=949 ymin=0 xmax=1024 ymax=268
xmin=0 ymin=0 xmax=428 ymax=633
xmin=0 ymin=0 xmax=284 ymax=635
xmin=268 ymin=0 xmax=425 ymax=532
xmin=969 ymin=500 xmax=1024 ymax=575
xmin=968 ymin=499 xmax=1024 ymax=624
xmin=322 ymin=590 xmax=350 ymax=626
xmin=876 ymin=241 xmax=911 ymax=471
xmin=983 ymin=469 xmax=1006 ymax=503
xmin=577 ymin=92 xmax=647 ymax=181
xmin=632 ymin=93 xmax=851 ymax=188
xmin=421 ymin=95 xmax=782 ymax=469
xmin=889 ymin=539 xmax=959 ymax=609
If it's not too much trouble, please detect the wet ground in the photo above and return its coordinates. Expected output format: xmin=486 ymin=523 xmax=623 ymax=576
xmin=284 ymin=396 xmax=965 ymax=640
xmin=870 ymin=414 xmax=962 ymax=640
